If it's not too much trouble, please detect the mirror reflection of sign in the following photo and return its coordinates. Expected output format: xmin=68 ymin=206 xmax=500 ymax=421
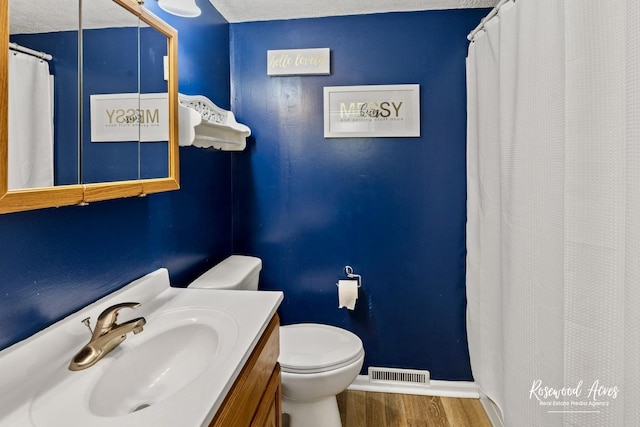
xmin=105 ymin=108 xmax=160 ymax=125
xmin=90 ymin=93 xmax=169 ymax=142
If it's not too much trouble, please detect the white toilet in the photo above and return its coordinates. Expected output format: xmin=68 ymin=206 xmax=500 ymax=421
xmin=188 ymin=255 xmax=364 ymax=427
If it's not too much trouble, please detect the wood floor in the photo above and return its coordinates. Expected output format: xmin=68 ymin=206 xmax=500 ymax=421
xmin=336 ymin=390 xmax=493 ymax=427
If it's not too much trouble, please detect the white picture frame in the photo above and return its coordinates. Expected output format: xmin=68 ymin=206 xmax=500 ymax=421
xmin=323 ymin=84 xmax=420 ymax=138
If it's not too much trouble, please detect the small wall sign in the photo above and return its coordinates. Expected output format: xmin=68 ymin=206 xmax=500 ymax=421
xmin=323 ymin=84 xmax=420 ymax=138
xmin=267 ymin=48 xmax=330 ymax=76
xmin=90 ymin=93 xmax=169 ymax=142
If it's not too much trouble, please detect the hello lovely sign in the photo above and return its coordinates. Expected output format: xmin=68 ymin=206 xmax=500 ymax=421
xmin=267 ymin=48 xmax=330 ymax=76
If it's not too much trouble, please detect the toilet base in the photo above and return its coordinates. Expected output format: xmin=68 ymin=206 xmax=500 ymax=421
xmin=282 ymin=395 xmax=342 ymax=427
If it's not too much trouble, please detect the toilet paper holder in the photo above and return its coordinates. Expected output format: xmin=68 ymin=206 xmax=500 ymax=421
xmin=341 ymin=265 xmax=362 ymax=288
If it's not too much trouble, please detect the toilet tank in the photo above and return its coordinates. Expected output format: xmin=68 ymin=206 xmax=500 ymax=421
xmin=188 ymin=255 xmax=262 ymax=290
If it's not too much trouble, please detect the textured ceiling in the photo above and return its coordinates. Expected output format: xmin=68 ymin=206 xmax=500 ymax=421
xmin=9 ymin=0 xmax=141 ymax=34
xmin=208 ymin=0 xmax=498 ymax=23
xmin=9 ymin=0 xmax=498 ymax=34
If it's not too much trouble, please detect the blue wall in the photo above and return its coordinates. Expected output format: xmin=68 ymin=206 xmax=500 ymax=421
xmin=230 ymin=10 xmax=487 ymax=380
xmin=0 ymin=0 xmax=232 ymax=351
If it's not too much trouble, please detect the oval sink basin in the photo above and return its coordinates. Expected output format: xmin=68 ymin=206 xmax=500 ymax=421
xmin=28 ymin=306 xmax=239 ymax=427
xmin=87 ymin=307 xmax=237 ymax=417
xmin=89 ymin=322 xmax=218 ymax=416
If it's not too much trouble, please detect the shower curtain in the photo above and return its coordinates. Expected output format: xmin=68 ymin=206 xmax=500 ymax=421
xmin=466 ymin=0 xmax=640 ymax=425
xmin=8 ymin=51 xmax=54 ymax=189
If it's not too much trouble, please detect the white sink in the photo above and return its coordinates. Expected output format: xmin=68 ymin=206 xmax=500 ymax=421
xmin=88 ymin=308 xmax=236 ymax=417
xmin=0 ymin=269 xmax=283 ymax=427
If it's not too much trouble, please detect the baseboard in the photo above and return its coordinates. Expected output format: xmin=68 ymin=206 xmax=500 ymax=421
xmin=348 ymin=375 xmax=480 ymax=399
xmin=479 ymin=393 xmax=503 ymax=427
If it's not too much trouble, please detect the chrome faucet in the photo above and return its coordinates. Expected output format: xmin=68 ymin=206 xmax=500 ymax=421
xmin=68 ymin=302 xmax=146 ymax=371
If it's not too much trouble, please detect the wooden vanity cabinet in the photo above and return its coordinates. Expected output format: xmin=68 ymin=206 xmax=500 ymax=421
xmin=209 ymin=314 xmax=281 ymax=427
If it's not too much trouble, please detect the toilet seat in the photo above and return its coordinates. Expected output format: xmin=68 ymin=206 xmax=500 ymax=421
xmin=279 ymin=324 xmax=364 ymax=374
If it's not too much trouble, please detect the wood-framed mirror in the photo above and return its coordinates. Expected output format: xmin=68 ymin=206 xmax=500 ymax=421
xmin=0 ymin=0 xmax=179 ymax=214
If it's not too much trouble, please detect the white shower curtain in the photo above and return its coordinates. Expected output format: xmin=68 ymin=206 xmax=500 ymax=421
xmin=466 ymin=0 xmax=640 ymax=425
xmin=8 ymin=51 xmax=54 ymax=189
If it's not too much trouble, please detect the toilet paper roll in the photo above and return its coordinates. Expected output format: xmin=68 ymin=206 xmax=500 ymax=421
xmin=337 ymin=279 xmax=359 ymax=310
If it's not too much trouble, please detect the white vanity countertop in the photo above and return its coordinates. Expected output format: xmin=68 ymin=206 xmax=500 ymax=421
xmin=0 ymin=268 xmax=283 ymax=427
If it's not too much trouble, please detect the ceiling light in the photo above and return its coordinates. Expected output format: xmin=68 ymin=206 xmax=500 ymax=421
xmin=158 ymin=0 xmax=201 ymax=17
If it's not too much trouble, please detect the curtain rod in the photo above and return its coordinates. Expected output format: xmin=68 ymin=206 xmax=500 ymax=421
xmin=467 ymin=0 xmax=512 ymax=41
xmin=8 ymin=42 xmax=53 ymax=61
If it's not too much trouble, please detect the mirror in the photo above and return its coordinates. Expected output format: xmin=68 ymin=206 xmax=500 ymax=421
xmin=1 ymin=0 xmax=179 ymax=213
xmin=139 ymin=23 xmax=171 ymax=180
xmin=82 ymin=0 xmax=142 ymax=184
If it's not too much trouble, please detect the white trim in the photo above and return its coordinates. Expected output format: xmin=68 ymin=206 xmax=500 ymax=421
xmin=480 ymin=393 xmax=503 ymax=427
xmin=348 ymin=375 xmax=480 ymax=399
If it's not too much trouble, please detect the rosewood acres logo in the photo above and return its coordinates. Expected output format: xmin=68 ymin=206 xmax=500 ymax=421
xmin=529 ymin=379 xmax=620 ymax=412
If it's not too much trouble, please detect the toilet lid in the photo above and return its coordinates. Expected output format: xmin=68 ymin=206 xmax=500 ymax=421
xmin=279 ymin=324 xmax=364 ymax=374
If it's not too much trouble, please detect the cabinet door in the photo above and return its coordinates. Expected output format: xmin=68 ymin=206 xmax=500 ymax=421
xmin=210 ymin=315 xmax=280 ymax=427
xmin=251 ymin=365 xmax=282 ymax=427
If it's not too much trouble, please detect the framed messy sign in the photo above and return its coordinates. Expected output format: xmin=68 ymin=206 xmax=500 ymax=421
xmin=323 ymin=84 xmax=420 ymax=138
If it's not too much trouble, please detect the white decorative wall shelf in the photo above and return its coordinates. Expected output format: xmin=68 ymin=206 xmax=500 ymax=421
xmin=178 ymin=94 xmax=251 ymax=150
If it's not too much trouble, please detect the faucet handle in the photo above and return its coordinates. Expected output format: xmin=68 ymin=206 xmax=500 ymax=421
xmin=94 ymin=302 xmax=141 ymax=335
xmin=81 ymin=317 xmax=93 ymax=334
